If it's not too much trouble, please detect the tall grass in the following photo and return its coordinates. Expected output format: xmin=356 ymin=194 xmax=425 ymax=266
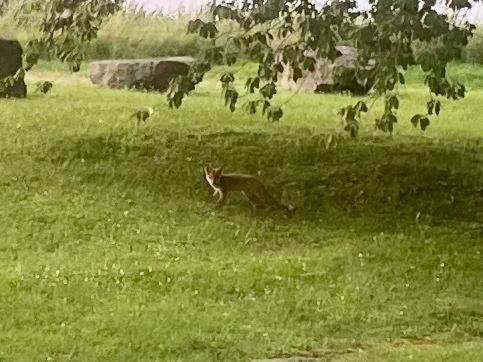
xmin=0 ymin=3 xmax=204 ymax=60
xmin=0 ymin=0 xmax=39 ymax=42
xmin=464 ymin=27 xmax=483 ymax=64
xmin=86 ymin=9 xmax=204 ymax=59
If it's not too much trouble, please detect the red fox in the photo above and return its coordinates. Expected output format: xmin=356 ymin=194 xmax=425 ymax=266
xmin=203 ymin=164 xmax=295 ymax=214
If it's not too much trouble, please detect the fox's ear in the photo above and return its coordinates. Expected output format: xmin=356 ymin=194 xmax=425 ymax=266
xmin=215 ymin=166 xmax=223 ymax=174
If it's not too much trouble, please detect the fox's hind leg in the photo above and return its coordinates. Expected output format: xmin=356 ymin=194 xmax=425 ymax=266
xmin=249 ymin=204 xmax=257 ymax=216
xmin=242 ymin=191 xmax=258 ymax=215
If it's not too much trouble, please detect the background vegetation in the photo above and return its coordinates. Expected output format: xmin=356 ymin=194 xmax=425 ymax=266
xmin=2 ymin=2 xmax=483 ymax=63
xmin=464 ymin=27 xmax=483 ymax=64
xmin=0 ymin=2 xmax=203 ymax=59
xmin=0 ymin=1 xmax=482 ymax=360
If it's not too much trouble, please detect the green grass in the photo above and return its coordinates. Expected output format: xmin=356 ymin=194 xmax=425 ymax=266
xmin=0 ymin=62 xmax=481 ymax=361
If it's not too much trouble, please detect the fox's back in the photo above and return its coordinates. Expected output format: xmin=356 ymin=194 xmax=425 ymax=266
xmin=204 ymin=166 xmax=294 ymax=213
xmin=218 ymin=174 xmax=265 ymax=192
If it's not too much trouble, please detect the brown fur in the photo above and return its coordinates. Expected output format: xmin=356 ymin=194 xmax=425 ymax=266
xmin=203 ymin=165 xmax=294 ymax=214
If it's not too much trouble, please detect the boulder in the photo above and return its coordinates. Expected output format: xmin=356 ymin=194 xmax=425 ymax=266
xmin=89 ymin=57 xmax=194 ymax=92
xmin=0 ymin=38 xmax=27 ymax=98
xmin=280 ymin=46 xmax=374 ymax=94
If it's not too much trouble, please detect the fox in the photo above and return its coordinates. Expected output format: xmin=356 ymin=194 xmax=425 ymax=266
xmin=203 ymin=164 xmax=295 ymax=215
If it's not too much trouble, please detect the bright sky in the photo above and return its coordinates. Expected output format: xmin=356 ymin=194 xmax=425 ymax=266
xmin=130 ymin=0 xmax=483 ymax=23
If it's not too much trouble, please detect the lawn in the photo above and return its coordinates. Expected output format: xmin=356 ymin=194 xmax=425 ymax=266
xmin=0 ymin=61 xmax=481 ymax=361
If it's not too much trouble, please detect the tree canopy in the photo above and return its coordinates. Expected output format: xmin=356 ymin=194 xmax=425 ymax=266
xmin=4 ymin=0 xmax=482 ymax=136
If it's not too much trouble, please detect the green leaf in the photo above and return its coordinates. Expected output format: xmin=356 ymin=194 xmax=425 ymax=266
xmin=206 ymin=47 xmax=224 ymax=64
xmin=200 ymin=22 xmax=218 ymax=39
xmin=245 ymin=77 xmax=260 ymax=93
xmin=385 ymin=113 xmax=398 ymax=124
xmin=420 ymin=117 xmax=430 ymax=131
xmin=456 ymin=83 xmax=466 ymax=98
xmin=387 ymin=95 xmax=399 ymax=110
xmin=427 ymin=100 xmax=435 ymax=115
xmin=302 ymin=57 xmax=316 ymax=72
xmin=344 ymin=122 xmax=359 ymax=138
xmin=168 ymin=91 xmax=184 ymax=109
xmin=223 ymin=87 xmax=239 ymax=112
xmin=387 ymin=120 xmax=394 ymax=133
xmin=254 ymin=32 xmax=269 ymax=46
xmin=273 ymin=62 xmax=284 ymax=73
xmin=449 ymin=0 xmax=471 ymax=10
xmin=220 ymin=72 xmax=235 ymax=84
xmin=260 ymin=82 xmax=277 ymax=99
xmin=418 ymin=52 xmax=436 ymax=73
xmin=187 ymin=19 xmax=204 ymax=34
xmin=243 ymin=101 xmax=257 ymax=114
xmin=213 ymin=5 xmax=239 ymax=21
xmin=355 ymin=101 xmax=368 ymax=113
xmin=292 ymin=66 xmax=303 ymax=82
xmin=225 ymin=54 xmax=237 ymax=66
xmin=261 ymin=100 xmax=271 ymax=115
xmin=267 ymin=106 xmax=283 ymax=122
xmin=69 ymin=62 xmax=80 ymax=73
xmin=410 ymin=114 xmax=422 ymax=127
xmin=398 ymin=72 xmax=405 ymax=85
xmin=435 ymin=100 xmax=441 ymax=115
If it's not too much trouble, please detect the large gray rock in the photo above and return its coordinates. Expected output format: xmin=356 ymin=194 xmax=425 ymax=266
xmin=89 ymin=57 xmax=194 ymax=92
xmin=0 ymin=38 xmax=27 ymax=98
xmin=280 ymin=46 xmax=374 ymax=94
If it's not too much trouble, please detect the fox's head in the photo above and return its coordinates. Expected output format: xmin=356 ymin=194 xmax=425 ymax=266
xmin=203 ymin=164 xmax=223 ymax=185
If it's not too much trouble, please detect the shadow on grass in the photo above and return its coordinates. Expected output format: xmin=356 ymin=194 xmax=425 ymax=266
xmin=31 ymin=128 xmax=483 ymax=229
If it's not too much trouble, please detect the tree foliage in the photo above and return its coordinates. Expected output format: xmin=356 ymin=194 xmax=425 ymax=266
xmin=23 ymin=0 xmax=123 ymax=71
xmin=1 ymin=0 xmax=122 ymax=95
xmin=168 ymin=0 xmax=481 ymax=136
xmin=2 ymin=0 xmax=481 ymax=137
xmin=1 ymin=0 xmax=122 ymax=74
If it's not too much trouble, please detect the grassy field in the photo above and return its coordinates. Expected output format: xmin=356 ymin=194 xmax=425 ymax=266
xmin=0 ymin=61 xmax=482 ymax=361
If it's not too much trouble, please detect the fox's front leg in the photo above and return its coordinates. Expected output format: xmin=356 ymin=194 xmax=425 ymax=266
xmin=215 ymin=191 xmax=226 ymax=209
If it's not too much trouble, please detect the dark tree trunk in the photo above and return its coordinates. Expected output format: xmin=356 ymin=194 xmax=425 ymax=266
xmin=0 ymin=38 xmax=27 ymax=98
